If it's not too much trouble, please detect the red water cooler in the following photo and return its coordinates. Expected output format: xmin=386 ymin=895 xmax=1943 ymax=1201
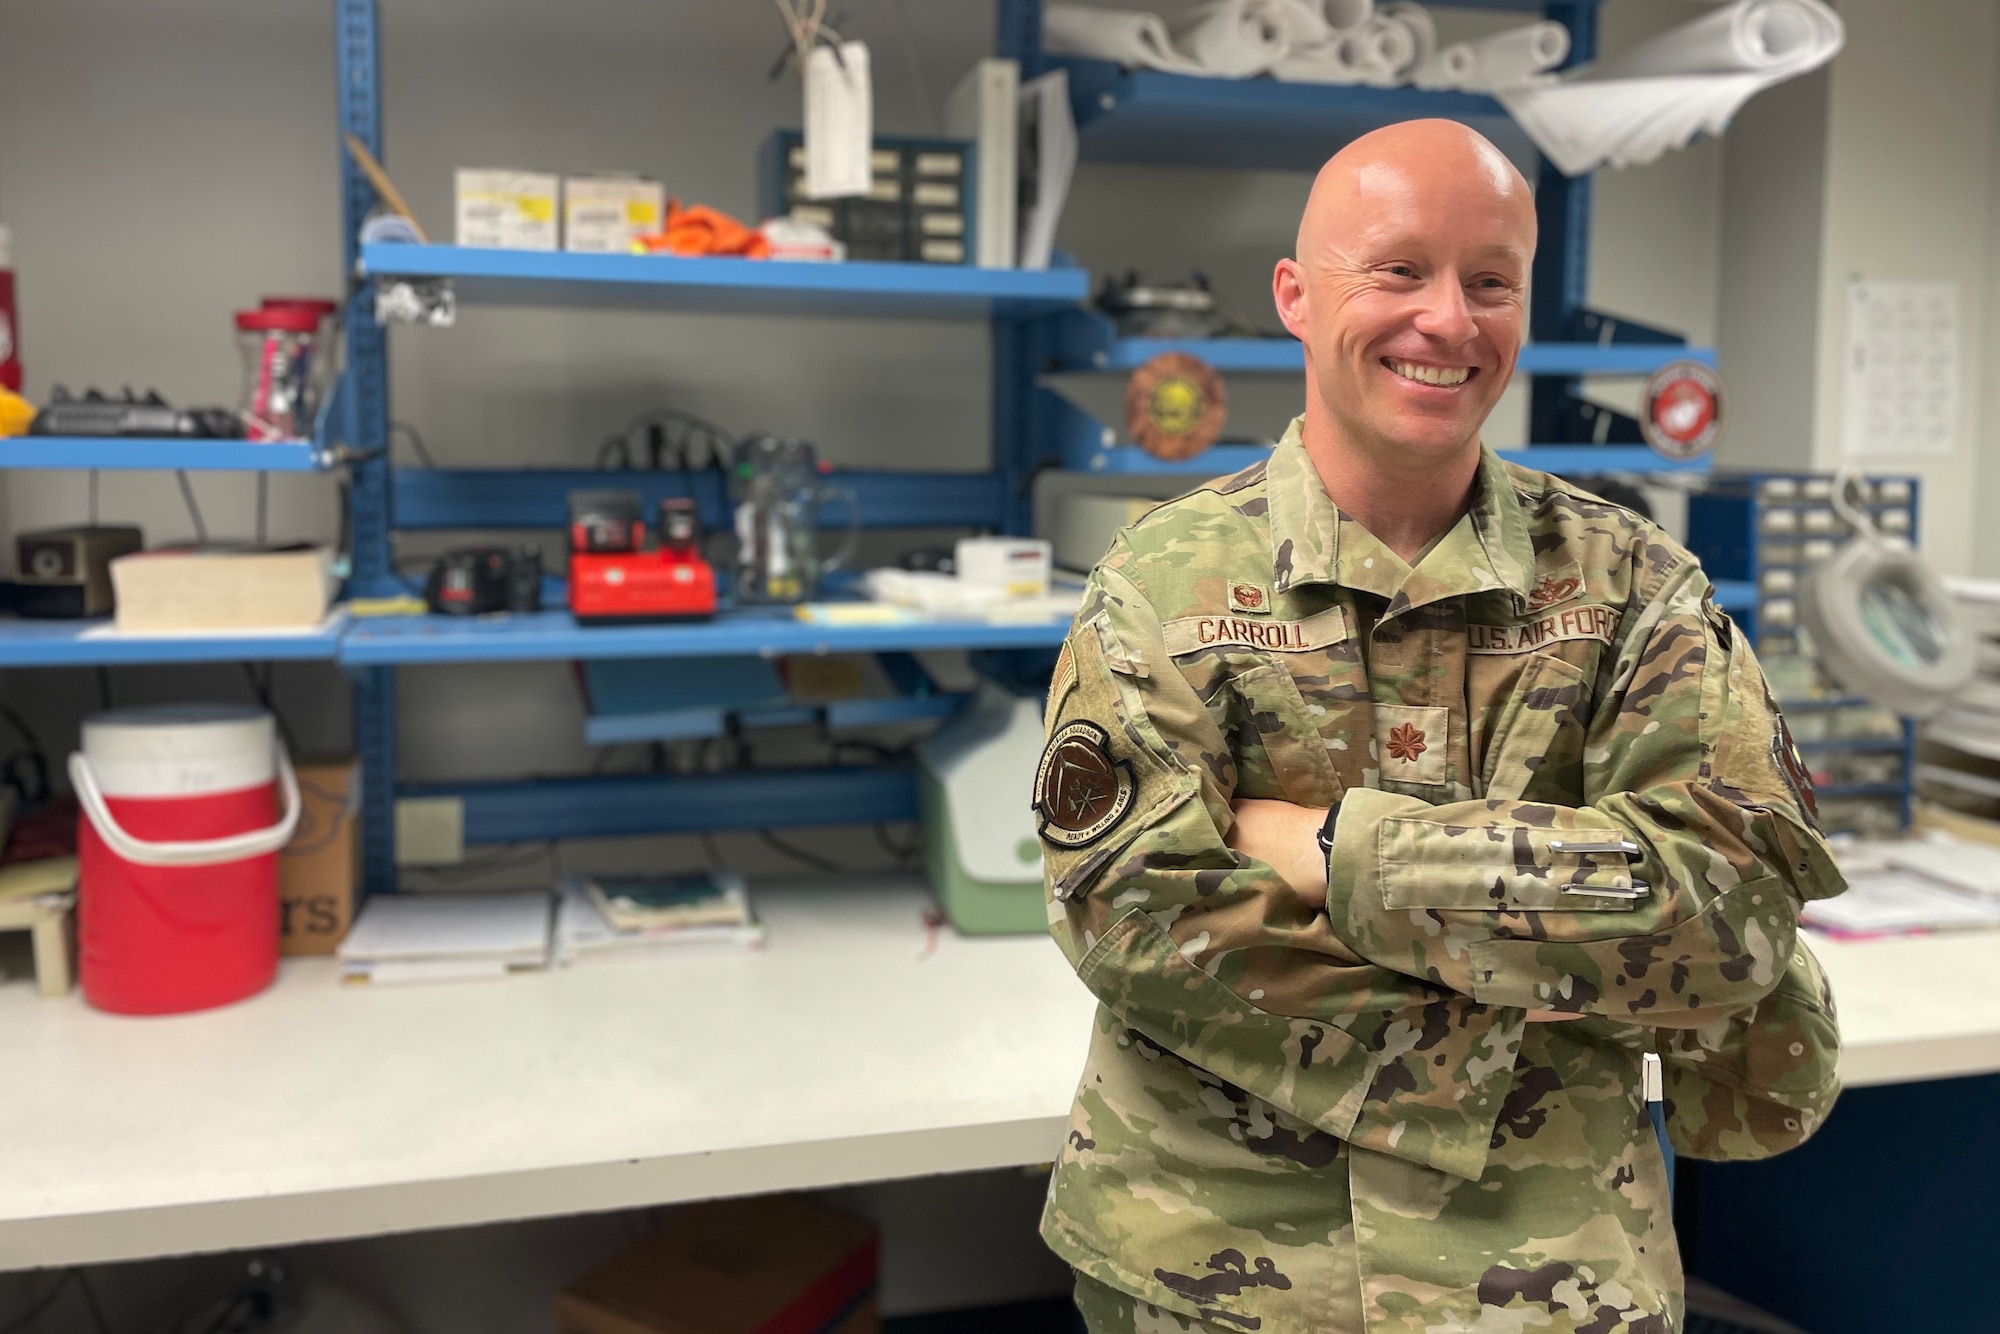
xmin=70 ymin=705 xmax=301 ymax=1015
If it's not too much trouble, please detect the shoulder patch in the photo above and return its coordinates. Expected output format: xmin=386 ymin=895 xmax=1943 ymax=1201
xmin=1034 ymin=720 xmax=1137 ymax=849
xmin=1046 ymin=641 xmax=1078 ymax=719
xmin=1772 ymin=714 xmax=1821 ymax=832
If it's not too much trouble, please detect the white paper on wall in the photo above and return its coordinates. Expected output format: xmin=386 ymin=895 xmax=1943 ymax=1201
xmin=1842 ymin=279 xmax=1960 ymax=458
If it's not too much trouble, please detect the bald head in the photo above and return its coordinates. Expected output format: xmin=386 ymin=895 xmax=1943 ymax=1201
xmin=1297 ymin=120 xmax=1534 ymax=264
xmin=1272 ymin=119 xmax=1536 ymax=485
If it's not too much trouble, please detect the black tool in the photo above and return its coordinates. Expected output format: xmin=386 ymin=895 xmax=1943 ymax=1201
xmin=424 ymin=546 xmax=542 ymax=616
xmin=29 ymin=386 xmax=243 ymax=439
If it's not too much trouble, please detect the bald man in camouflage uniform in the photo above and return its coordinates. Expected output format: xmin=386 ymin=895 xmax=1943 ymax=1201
xmin=1035 ymin=121 xmax=1844 ymax=1334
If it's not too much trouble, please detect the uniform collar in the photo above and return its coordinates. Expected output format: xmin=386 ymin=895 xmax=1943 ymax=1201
xmin=1266 ymin=417 xmax=1538 ymax=613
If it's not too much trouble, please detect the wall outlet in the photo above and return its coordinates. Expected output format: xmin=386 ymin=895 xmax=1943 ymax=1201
xmin=394 ymin=796 xmax=465 ymax=866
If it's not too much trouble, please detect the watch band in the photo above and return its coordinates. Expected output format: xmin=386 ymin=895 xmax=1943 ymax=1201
xmin=1315 ymin=799 xmax=1342 ymax=855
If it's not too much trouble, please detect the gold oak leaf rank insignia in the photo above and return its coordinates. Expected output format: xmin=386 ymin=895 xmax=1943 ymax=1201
xmin=1034 ymin=720 xmax=1137 ymax=849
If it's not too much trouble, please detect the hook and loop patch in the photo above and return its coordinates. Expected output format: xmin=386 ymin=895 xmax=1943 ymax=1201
xmin=1034 ymin=720 xmax=1137 ymax=849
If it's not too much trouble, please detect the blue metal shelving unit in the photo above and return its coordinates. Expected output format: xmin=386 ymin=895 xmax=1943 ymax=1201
xmin=1057 ymin=335 xmax=1717 ymax=377
xmin=0 ymin=619 xmax=344 ymax=667
xmin=0 ymin=0 xmax=1687 ymax=891
xmin=361 ymin=244 xmax=1088 ymax=318
xmin=340 ymin=608 xmax=1071 ymax=666
xmin=0 ymin=438 xmax=327 ymax=471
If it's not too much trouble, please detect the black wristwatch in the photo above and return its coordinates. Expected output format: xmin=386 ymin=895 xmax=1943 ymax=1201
xmin=1315 ymin=798 xmax=1343 ymax=855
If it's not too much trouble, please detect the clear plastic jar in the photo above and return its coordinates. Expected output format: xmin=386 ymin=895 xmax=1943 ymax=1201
xmin=235 ymin=306 xmax=319 ymax=441
xmin=260 ymin=297 xmax=338 ymax=422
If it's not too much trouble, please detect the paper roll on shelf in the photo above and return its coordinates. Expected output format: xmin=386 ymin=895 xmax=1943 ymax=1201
xmin=1043 ymin=6 xmax=1205 ymax=74
xmin=1588 ymin=0 xmax=1838 ymax=80
xmin=1453 ymin=22 xmax=1571 ymax=94
xmin=1410 ymin=40 xmax=1476 ymax=91
xmin=1171 ymin=0 xmax=1294 ymax=78
xmin=1500 ymin=0 xmax=1842 ymax=175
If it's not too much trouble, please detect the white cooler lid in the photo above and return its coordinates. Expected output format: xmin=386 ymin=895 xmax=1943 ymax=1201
xmin=82 ymin=704 xmax=275 ymax=797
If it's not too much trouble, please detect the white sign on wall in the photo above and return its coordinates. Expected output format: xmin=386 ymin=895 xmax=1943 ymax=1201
xmin=1842 ymin=279 xmax=1960 ymax=457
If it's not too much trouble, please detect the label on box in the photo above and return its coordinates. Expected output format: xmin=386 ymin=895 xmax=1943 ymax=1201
xmin=455 ymin=169 xmax=560 ymax=250
xmin=563 ymin=175 xmax=665 ymax=253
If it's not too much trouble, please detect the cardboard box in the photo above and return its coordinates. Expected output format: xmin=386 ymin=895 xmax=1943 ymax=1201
xmin=454 ymin=168 xmax=560 ymax=250
xmin=557 ymin=1195 xmax=879 ymax=1334
xmin=564 ymin=174 xmax=665 ymax=253
xmin=279 ymin=758 xmax=358 ymax=956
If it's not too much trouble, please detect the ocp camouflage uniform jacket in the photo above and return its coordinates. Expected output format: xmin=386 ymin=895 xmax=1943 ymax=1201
xmin=1036 ymin=420 xmax=1846 ymax=1334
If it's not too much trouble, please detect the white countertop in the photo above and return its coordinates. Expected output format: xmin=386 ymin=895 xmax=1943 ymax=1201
xmin=0 ymin=880 xmax=1093 ymax=1272
xmin=4 ymin=879 xmax=1997 ymax=1273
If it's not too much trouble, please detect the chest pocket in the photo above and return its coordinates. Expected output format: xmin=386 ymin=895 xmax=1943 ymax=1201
xmin=1221 ymin=659 xmax=1345 ymax=808
xmin=1470 ymin=652 xmax=1591 ymax=803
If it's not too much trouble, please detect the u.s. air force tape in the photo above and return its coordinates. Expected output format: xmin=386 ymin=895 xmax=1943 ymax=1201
xmin=1034 ymin=719 xmax=1136 ymax=850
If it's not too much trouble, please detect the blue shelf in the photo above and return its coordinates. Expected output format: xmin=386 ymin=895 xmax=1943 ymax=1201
xmin=1054 ymin=57 xmax=1526 ymax=172
xmin=393 ymin=468 xmax=1007 ymax=531
xmin=1817 ymin=782 xmax=1910 ymax=800
xmin=360 ymin=244 xmax=1090 ymax=319
xmin=1065 ymin=441 xmax=1714 ymax=477
xmin=0 ymin=617 xmax=342 ymax=666
xmin=1711 ymin=580 xmax=1754 ymax=612
xmin=404 ymin=766 xmax=916 ymax=844
xmin=583 ymin=692 xmax=967 ymax=746
xmin=0 ymin=437 xmax=325 ymax=471
xmin=340 ymin=607 xmax=1073 ymax=666
xmin=1064 ymin=338 xmax=1717 ymax=377
xmin=1793 ymin=736 xmax=1907 ymax=754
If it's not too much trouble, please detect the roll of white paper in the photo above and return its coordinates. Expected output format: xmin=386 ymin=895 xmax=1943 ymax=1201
xmin=1172 ymin=0 xmax=1294 ymax=77
xmin=1380 ymin=2 xmax=1436 ymax=70
xmin=1455 ymin=21 xmax=1571 ymax=93
xmin=1500 ymin=0 xmax=1842 ymax=175
xmin=1587 ymin=0 xmax=1839 ymax=79
xmin=1411 ymin=40 xmax=1476 ymax=91
xmin=1043 ymin=6 xmax=1205 ymax=74
xmin=1343 ymin=14 xmax=1416 ymax=86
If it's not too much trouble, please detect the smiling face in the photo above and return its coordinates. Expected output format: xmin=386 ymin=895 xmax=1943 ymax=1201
xmin=1274 ymin=121 xmax=1535 ymax=472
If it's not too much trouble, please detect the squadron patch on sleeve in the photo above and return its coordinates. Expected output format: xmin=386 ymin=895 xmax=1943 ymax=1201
xmin=1772 ymin=714 xmax=1821 ymax=831
xmin=1034 ymin=720 xmax=1136 ymax=849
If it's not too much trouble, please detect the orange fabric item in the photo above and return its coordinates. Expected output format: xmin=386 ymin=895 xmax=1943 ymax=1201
xmin=634 ymin=199 xmax=771 ymax=259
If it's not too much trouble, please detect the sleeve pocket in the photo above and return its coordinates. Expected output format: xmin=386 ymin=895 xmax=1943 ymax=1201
xmin=1379 ymin=818 xmax=1644 ymax=913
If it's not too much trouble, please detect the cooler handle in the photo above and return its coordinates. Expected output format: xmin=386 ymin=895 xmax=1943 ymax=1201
xmin=69 ymin=748 xmax=303 ymax=868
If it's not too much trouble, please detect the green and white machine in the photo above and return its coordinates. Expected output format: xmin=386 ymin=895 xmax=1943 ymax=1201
xmin=916 ymin=684 xmax=1049 ymax=935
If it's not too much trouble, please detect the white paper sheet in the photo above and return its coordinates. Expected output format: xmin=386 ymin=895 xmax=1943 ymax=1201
xmin=1842 ymin=279 xmax=1960 ymax=458
xmin=1803 ymin=869 xmax=2000 ymax=937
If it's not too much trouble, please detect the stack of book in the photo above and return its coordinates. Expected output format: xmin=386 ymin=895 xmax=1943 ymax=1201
xmin=555 ymin=869 xmax=764 ymax=965
xmin=337 ymin=890 xmax=553 ymax=985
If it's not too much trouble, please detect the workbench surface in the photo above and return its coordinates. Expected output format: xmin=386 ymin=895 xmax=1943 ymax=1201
xmin=1 ymin=881 xmax=1991 ymax=1272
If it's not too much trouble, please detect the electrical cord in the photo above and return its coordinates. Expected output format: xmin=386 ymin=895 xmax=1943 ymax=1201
xmin=240 ymin=664 xmax=302 ymax=758
xmin=175 ymin=470 xmax=209 ymax=545
xmin=390 ymin=420 xmax=436 ymax=467
xmin=758 ymin=828 xmax=843 ymax=873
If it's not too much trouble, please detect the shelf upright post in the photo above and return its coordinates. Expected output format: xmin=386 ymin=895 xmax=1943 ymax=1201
xmin=994 ymin=0 xmax=1054 ymax=540
xmin=1528 ymin=0 xmax=1598 ymax=445
xmin=337 ymin=0 xmax=400 ymax=895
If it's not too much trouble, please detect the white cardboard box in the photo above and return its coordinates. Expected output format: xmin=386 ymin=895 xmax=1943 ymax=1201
xmin=454 ymin=169 xmax=560 ymax=250
xmin=562 ymin=174 xmax=665 ymax=254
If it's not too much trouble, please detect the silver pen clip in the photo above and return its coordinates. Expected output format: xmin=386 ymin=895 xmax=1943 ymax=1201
xmin=1564 ymin=880 xmax=1651 ymax=900
xmin=1549 ymin=838 xmax=1642 ymax=857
